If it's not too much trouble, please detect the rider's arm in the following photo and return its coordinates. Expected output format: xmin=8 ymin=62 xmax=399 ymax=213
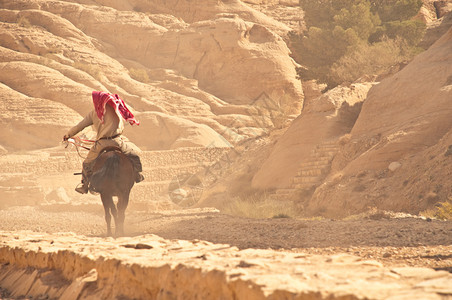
xmin=66 ymin=111 xmax=95 ymax=138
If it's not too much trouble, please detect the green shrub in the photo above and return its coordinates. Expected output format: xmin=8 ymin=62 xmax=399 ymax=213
xmin=129 ymin=68 xmax=150 ymax=83
xmin=421 ymin=198 xmax=452 ymax=221
xmin=382 ymin=20 xmax=426 ymax=45
xmin=433 ymin=199 xmax=452 ymax=220
xmin=330 ymin=37 xmax=417 ymax=85
xmin=370 ymin=0 xmax=423 ymax=23
xmin=72 ymin=62 xmax=101 ymax=80
xmin=290 ymin=0 xmax=425 ymax=88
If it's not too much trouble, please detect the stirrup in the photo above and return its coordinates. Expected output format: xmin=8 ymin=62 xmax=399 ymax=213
xmin=75 ymin=183 xmax=88 ymax=194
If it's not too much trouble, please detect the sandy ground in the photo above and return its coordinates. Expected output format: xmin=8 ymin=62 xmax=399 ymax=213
xmin=0 ymin=203 xmax=451 ymax=274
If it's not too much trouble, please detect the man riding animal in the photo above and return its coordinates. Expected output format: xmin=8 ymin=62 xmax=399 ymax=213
xmin=63 ymin=91 xmax=144 ymax=194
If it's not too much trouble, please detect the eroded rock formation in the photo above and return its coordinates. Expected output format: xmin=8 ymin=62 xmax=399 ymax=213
xmin=1 ymin=231 xmax=452 ymax=299
xmin=0 ymin=0 xmax=303 ymax=152
xmin=306 ymin=26 xmax=452 ymax=217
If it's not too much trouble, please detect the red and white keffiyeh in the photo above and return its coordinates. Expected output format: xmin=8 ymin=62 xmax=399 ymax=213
xmin=92 ymin=91 xmax=140 ymax=126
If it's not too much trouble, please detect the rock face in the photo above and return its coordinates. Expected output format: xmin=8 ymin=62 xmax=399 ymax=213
xmin=0 ymin=0 xmax=303 ymax=152
xmin=124 ymin=112 xmax=231 ymax=150
xmin=0 ymin=82 xmax=82 ymax=150
xmin=243 ymin=0 xmax=304 ymax=33
xmin=251 ymin=83 xmax=373 ymax=190
xmin=231 ymin=11 xmax=452 ymax=218
xmin=418 ymin=0 xmax=452 ymax=48
xmin=1 ymin=0 xmax=450 ymax=220
xmin=2 ymin=231 xmax=452 ymax=300
xmin=306 ymin=26 xmax=452 ymax=217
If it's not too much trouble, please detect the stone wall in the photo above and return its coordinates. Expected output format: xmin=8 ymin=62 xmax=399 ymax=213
xmin=0 ymin=147 xmax=230 ymax=208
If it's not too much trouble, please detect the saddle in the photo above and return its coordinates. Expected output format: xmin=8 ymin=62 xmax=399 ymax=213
xmin=94 ymin=146 xmax=144 ymax=183
xmin=74 ymin=145 xmax=143 ymax=195
xmin=97 ymin=146 xmax=124 ymax=157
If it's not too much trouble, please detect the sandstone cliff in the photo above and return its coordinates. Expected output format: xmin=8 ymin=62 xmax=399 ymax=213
xmin=251 ymin=82 xmax=373 ymax=191
xmin=243 ymin=24 xmax=452 ymax=218
xmin=2 ymin=2 xmax=452 ymax=299
xmin=194 ymin=1 xmax=452 ymax=218
xmin=0 ymin=0 xmax=302 ymax=152
xmin=2 ymin=0 xmax=451 ymax=219
xmin=306 ymin=26 xmax=452 ymax=217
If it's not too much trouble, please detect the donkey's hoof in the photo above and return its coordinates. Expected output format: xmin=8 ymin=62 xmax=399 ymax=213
xmin=135 ymin=173 xmax=145 ymax=183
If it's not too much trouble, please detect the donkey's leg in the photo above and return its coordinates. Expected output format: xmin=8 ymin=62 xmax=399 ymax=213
xmin=110 ymin=198 xmax=118 ymax=236
xmin=101 ymin=193 xmax=115 ymax=236
xmin=115 ymin=192 xmax=130 ymax=237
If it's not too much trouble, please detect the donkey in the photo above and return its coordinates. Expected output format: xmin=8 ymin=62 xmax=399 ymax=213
xmin=89 ymin=146 xmax=135 ymax=236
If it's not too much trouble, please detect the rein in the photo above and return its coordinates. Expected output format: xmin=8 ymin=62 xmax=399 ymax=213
xmin=64 ymin=136 xmax=95 ymax=159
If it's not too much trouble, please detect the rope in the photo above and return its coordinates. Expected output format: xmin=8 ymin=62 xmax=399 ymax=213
xmin=64 ymin=136 xmax=95 ymax=159
xmin=79 ymin=137 xmax=97 ymax=143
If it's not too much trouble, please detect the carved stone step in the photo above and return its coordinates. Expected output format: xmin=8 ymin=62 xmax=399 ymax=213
xmin=286 ymin=141 xmax=339 ymax=192
xmin=298 ymin=169 xmax=323 ymax=177
xmin=316 ymin=144 xmax=339 ymax=150
xmin=292 ymin=176 xmax=320 ymax=184
xmin=309 ymin=152 xmax=336 ymax=159
xmin=299 ymin=159 xmax=331 ymax=168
